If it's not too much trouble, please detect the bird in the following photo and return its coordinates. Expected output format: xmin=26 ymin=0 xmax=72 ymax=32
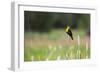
xmin=65 ymin=26 xmax=73 ymax=40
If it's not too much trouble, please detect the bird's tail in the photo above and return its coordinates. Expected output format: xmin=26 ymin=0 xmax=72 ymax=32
xmin=71 ymin=36 xmax=73 ymax=40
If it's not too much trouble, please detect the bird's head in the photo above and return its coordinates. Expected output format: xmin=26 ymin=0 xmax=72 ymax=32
xmin=65 ymin=26 xmax=70 ymax=33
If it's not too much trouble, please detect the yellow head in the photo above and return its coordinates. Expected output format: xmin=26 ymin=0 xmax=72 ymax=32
xmin=66 ymin=26 xmax=70 ymax=32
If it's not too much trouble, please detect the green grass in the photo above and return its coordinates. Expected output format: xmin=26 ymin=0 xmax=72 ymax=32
xmin=24 ymin=45 xmax=90 ymax=61
xmin=24 ymin=29 xmax=90 ymax=61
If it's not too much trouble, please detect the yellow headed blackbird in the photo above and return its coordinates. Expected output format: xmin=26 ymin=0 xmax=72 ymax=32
xmin=65 ymin=26 xmax=73 ymax=40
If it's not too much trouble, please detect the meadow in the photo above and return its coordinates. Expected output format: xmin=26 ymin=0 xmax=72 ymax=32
xmin=24 ymin=29 xmax=90 ymax=61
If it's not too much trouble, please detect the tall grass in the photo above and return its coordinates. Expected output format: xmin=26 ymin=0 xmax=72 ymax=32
xmin=24 ymin=29 xmax=90 ymax=61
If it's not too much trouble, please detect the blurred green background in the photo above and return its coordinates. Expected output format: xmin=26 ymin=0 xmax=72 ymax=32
xmin=24 ymin=11 xmax=90 ymax=61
